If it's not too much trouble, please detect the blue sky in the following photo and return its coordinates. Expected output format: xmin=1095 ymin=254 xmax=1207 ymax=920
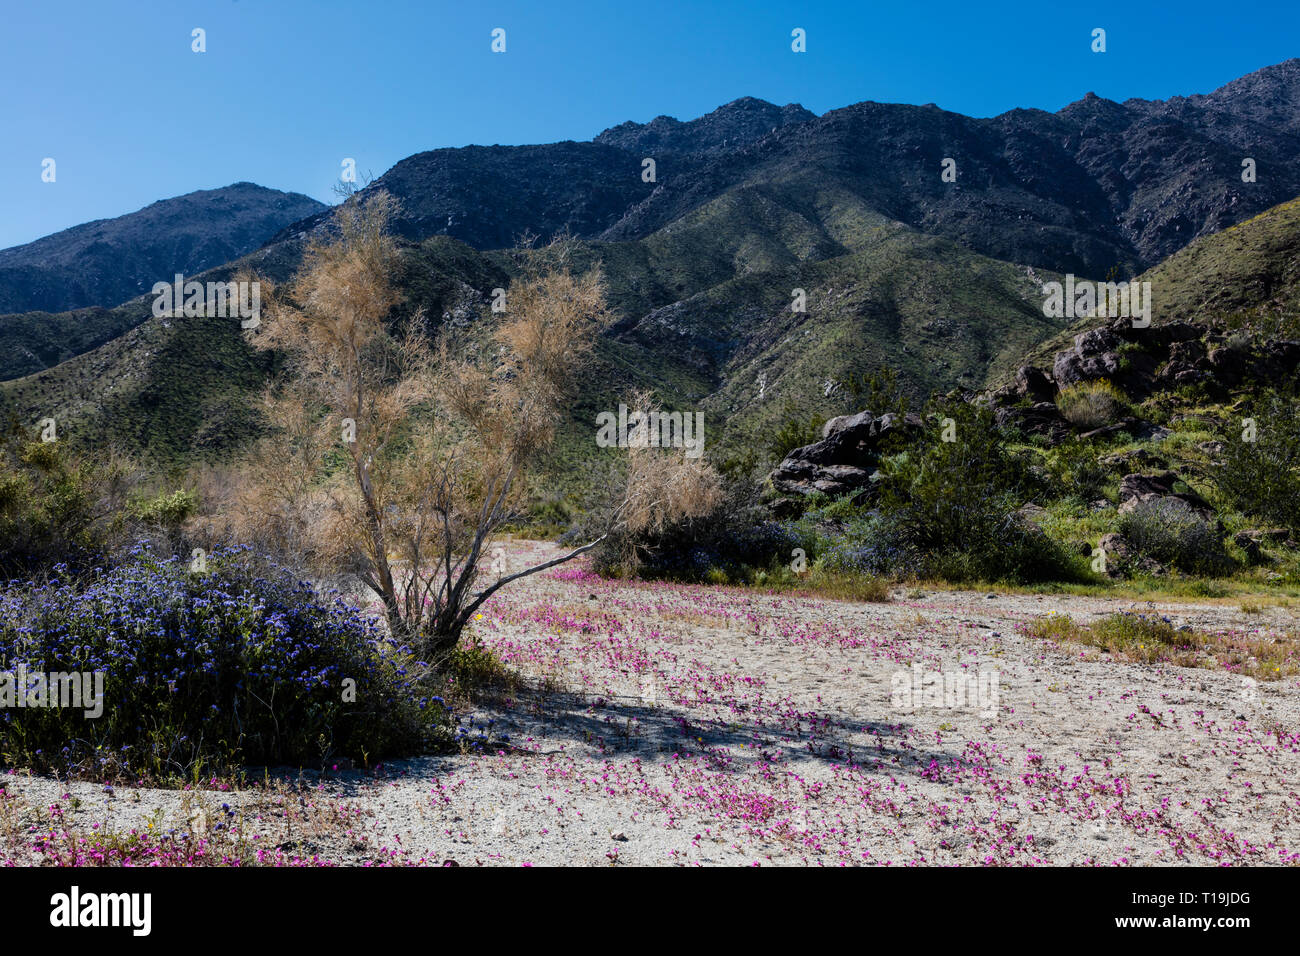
xmin=2 ymin=0 xmax=1297 ymax=249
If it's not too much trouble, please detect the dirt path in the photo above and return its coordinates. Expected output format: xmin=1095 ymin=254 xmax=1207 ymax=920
xmin=6 ymin=540 xmax=1299 ymax=866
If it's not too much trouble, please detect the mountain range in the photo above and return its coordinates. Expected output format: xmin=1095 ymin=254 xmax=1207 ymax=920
xmin=2 ymin=59 xmax=1299 ymax=471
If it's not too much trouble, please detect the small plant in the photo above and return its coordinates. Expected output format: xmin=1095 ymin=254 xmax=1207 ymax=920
xmin=128 ymin=488 xmax=198 ymax=527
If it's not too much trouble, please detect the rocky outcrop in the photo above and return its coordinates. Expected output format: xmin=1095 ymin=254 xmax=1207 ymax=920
xmin=993 ymin=402 xmax=1071 ymax=443
xmin=770 ymin=411 xmax=923 ymax=498
xmin=991 ymin=316 xmax=1300 ymax=446
xmin=1234 ymin=528 xmax=1296 ymax=563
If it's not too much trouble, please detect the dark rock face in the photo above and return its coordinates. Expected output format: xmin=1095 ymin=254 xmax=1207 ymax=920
xmin=770 ymin=411 xmax=923 ymax=497
xmin=1010 ymin=314 xmax=1300 ymax=438
xmin=1015 ymin=365 xmax=1056 ymax=403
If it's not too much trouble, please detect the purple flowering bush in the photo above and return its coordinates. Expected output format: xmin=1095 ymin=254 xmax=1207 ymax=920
xmin=0 ymin=545 xmax=447 ymax=780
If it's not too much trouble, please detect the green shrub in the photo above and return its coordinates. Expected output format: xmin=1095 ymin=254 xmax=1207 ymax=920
xmin=0 ymin=425 xmax=132 ymax=577
xmin=766 ymin=410 xmax=828 ymax=462
xmin=862 ymin=401 xmax=1075 ymax=583
xmin=128 ymin=489 xmax=198 ymax=527
xmin=1048 ymin=440 xmax=1112 ymax=502
xmin=1215 ymin=392 xmax=1300 ymax=531
xmin=1118 ymin=498 xmax=1233 ymax=576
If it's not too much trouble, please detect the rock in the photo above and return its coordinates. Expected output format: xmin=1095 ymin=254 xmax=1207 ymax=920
xmin=1100 ymin=448 xmax=1168 ymax=471
xmin=767 ymin=497 xmax=802 ymax=518
xmin=820 ymin=409 xmax=874 ymax=439
xmin=1136 ymin=320 xmax=1202 ymax=348
xmin=1098 ymin=531 xmax=1165 ymax=577
xmin=1117 ymin=471 xmax=1214 ymax=520
xmin=1206 ymin=346 xmax=1248 ymax=385
xmin=770 ymin=411 xmax=922 ymax=498
xmin=1233 ymin=531 xmax=1265 ymax=565
xmin=1257 ymin=340 xmax=1300 ymax=378
xmin=1235 ymin=528 xmax=1295 ymax=556
xmin=1054 ymin=348 xmax=1123 ymax=388
xmin=994 ymin=402 xmax=1070 ymax=443
xmin=1130 ymin=421 xmax=1171 ymax=442
xmin=1076 ymin=327 xmax=1121 ymax=357
xmin=1015 ymin=365 xmax=1056 ymax=402
xmin=1167 ymin=339 xmax=1207 ymax=366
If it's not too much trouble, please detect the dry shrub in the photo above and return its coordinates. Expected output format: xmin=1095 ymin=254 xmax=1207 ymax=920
xmin=1056 ymin=379 xmax=1127 ymax=430
xmin=235 ymin=194 xmax=715 ymax=653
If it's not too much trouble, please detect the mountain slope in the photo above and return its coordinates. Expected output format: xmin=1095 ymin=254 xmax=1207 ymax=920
xmin=1015 ymin=195 xmax=1300 ymax=377
xmin=0 ymin=183 xmax=325 ymax=316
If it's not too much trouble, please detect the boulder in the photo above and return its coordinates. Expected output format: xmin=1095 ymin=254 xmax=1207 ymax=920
xmin=1234 ymin=528 xmax=1295 ymax=559
xmin=994 ymin=402 xmax=1071 ymax=443
xmin=1053 ymin=347 xmax=1123 ymax=389
xmin=770 ymin=411 xmax=922 ymax=498
xmin=1098 ymin=531 xmax=1165 ymax=577
xmin=1015 ymin=365 xmax=1056 ymax=403
xmin=1100 ymin=448 xmax=1168 ymax=472
xmin=1117 ymin=471 xmax=1214 ymax=520
xmin=1232 ymin=531 xmax=1265 ymax=565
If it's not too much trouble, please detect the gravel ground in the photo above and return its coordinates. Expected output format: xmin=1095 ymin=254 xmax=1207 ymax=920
xmin=5 ymin=540 xmax=1299 ymax=866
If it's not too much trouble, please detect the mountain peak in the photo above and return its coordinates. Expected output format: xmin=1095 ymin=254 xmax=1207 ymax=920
xmin=0 ymin=184 xmax=326 ymax=315
xmin=594 ymin=97 xmax=815 ymax=154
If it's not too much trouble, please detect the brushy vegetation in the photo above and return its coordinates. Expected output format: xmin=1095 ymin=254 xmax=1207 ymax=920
xmin=0 ymin=546 xmax=445 ymax=782
xmin=856 ymin=402 xmax=1077 ymax=583
xmin=0 ymin=423 xmax=136 ymax=578
xmin=1117 ymin=498 xmax=1234 ymax=577
xmin=1215 ymin=391 xmax=1300 ymax=532
xmin=1026 ymin=610 xmax=1299 ymax=680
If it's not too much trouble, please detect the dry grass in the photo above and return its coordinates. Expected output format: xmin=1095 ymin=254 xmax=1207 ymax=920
xmin=1056 ymin=380 xmax=1128 ymax=429
xmin=761 ymin=570 xmax=892 ymax=603
xmin=1026 ymin=611 xmax=1300 ymax=680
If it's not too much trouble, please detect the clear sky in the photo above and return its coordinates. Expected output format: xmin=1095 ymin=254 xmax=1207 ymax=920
xmin=3 ymin=0 xmax=1297 ymax=249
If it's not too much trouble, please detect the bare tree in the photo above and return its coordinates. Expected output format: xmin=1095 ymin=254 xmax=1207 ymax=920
xmin=249 ymin=192 xmax=718 ymax=657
